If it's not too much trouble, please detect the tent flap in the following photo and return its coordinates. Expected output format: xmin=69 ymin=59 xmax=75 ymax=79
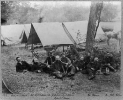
xmin=27 ymin=24 xmax=42 ymax=45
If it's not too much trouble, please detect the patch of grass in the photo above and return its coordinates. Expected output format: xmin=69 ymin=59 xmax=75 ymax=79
xmin=1 ymin=43 xmax=121 ymax=95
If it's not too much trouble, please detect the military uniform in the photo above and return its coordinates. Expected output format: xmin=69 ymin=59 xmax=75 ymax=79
xmin=82 ymin=56 xmax=100 ymax=80
xmin=87 ymin=59 xmax=100 ymax=77
xmin=16 ymin=61 xmax=31 ymax=72
xmin=32 ymin=59 xmax=45 ymax=72
xmin=83 ymin=54 xmax=91 ymax=67
xmin=73 ymin=59 xmax=85 ymax=71
xmin=44 ymin=56 xmax=55 ymax=66
xmin=101 ymin=54 xmax=116 ymax=74
xmin=51 ymin=60 xmax=66 ymax=79
xmin=104 ymin=54 xmax=114 ymax=66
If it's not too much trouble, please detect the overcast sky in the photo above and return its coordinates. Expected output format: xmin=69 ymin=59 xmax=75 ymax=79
xmin=29 ymin=1 xmax=121 ymax=8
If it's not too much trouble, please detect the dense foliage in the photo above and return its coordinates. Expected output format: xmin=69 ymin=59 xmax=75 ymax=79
xmin=1 ymin=1 xmax=121 ymax=24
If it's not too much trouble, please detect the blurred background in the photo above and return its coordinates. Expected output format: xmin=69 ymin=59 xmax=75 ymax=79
xmin=1 ymin=1 xmax=121 ymax=25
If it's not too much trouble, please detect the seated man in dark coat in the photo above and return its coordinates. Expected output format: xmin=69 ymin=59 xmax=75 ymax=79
xmin=81 ymin=53 xmax=91 ymax=73
xmin=51 ymin=55 xmax=66 ymax=79
xmin=44 ymin=51 xmax=56 ymax=74
xmin=73 ymin=56 xmax=85 ymax=72
xmin=66 ymin=46 xmax=76 ymax=63
xmin=84 ymin=52 xmax=91 ymax=67
xmin=80 ymin=52 xmax=91 ymax=73
xmin=61 ymin=52 xmax=71 ymax=73
xmin=61 ymin=52 xmax=71 ymax=64
xmin=87 ymin=57 xmax=100 ymax=80
xmin=101 ymin=53 xmax=116 ymax=75
xmin=32 ymin=57 xmax=46 ymax=72
xmin=61 ymin=53 xmax=76 ymax=78
xmin=16 ymin=57 xmax=32 ymax=72
xmin=44 ymin=51 xmax=55 ymax=67
xmin=104 ymin=53 xmax=114 ymax=66
xmin=81 ymin=56 xmax=100 ymax=80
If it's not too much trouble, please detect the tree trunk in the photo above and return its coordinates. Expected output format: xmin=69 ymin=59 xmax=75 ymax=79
xmin=85 ymin=1 xmax=103 ymax=53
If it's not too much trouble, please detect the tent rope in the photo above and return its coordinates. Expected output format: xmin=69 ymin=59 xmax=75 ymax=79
xmin=62 ymin=23 xmax=81 ymax=60
xmin=62 ymin=23 xmax=77 ymax=45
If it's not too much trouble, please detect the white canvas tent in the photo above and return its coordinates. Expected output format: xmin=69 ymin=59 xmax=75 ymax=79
xmin=1 ymin=24 xmax=31 ymax=45
xmin=63 ymin=21 xmax=106 ymax=43
xmin=27 ymin=22 xmax=73 ymax=46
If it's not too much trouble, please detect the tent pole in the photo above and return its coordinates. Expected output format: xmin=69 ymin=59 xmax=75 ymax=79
xmin=31 ymin=23 xmax=33 ymax=57
xmin=26 ymin=43 xmax=28 ymax=49
xmin=63 ymin=45 xmax=64 ymax=52
xmin=25 ymin=43 xmax=27 ymax=49
xmin=32 ymin=43 xmax=34 ymax=57
xmin=25 ymin=43 xmax=26 ymax=49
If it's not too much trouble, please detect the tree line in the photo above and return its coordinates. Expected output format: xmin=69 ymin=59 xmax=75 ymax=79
xmin=1 ymin=1 xmax=121 ymax=24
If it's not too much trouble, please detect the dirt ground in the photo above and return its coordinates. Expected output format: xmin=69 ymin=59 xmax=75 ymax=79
xmin=1 ymin=40 xmax=121 ymax=96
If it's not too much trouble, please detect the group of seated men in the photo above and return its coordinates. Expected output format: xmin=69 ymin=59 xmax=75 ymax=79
xmin=16 ymin=51 xmax=75 ymax=79
xmin=15 ymin=49 xmax=118 ymax=80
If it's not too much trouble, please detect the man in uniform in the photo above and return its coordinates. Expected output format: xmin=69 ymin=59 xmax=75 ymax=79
xmin=51 ymin=55 xmax=66 ymax=79
xmin=73 ymin=56 xmax=85 ymax=72
xmin=80 ymin=52 xmax=91 ymax=75
xmin=15 ymin=57 xmax=32 ymax=72
xmin=32 ymin=57 xmax=46 ymax=72
xmin=66 ymin=45 xmax=78 ymax=64
xmin=44 ymin=51 xmax=56 ymax=74
xmin=87 ymin=57 xmax=100 ymax=80
xmin=101 ymin=53 xmax=116 ymax=75
xmin=61 ymin=52 xmax=71 ymax=74
xmin=44 ymin=51 xmax=56 ymax=66
xmin=83 ymin=52 xmax=91 ymax=67
xmin=61 ymin=52 xmax=76 ymax=80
